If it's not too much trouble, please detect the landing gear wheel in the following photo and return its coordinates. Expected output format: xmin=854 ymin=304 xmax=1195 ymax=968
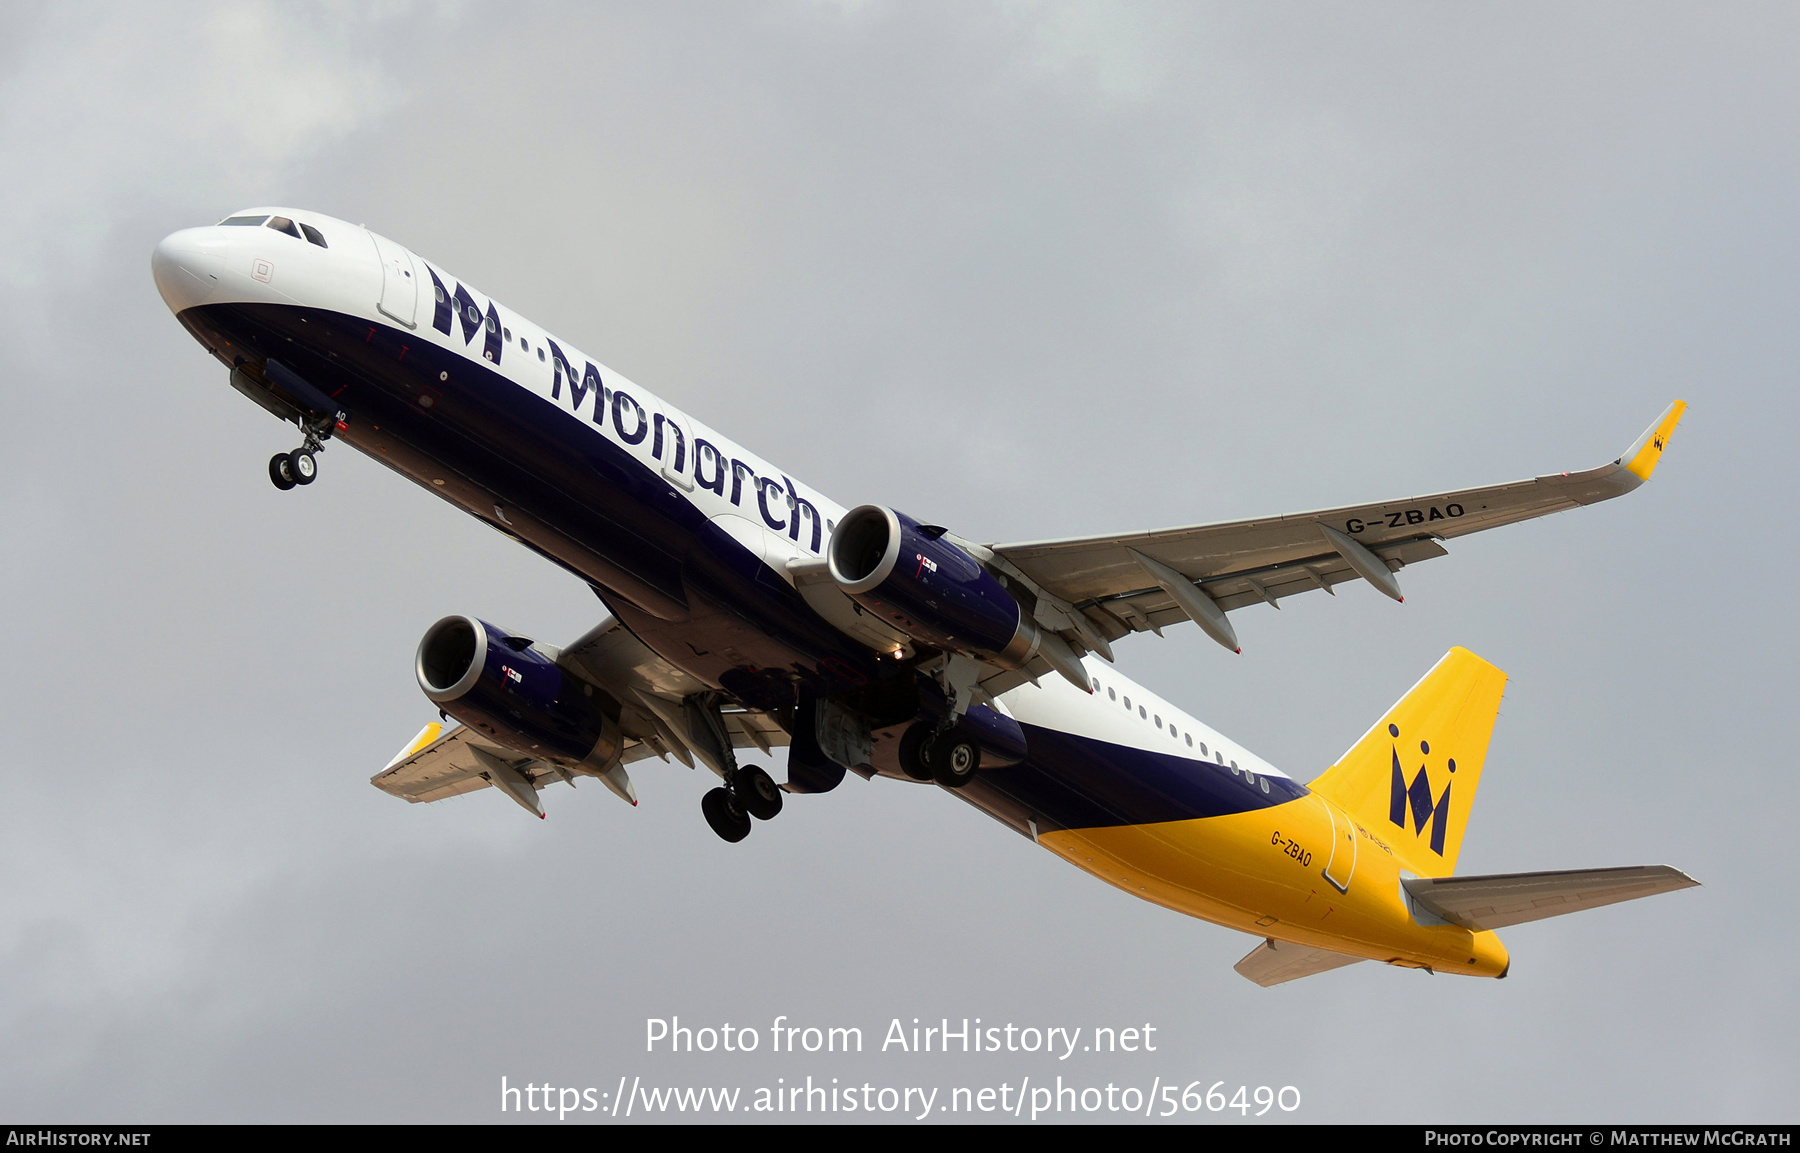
xmin=288 ymin=449 xmax=318 ymax=485
xmin=268 ymin=453 xmax=297 ymax=490
xmin=930 ymin=732 xmax=981 ymax=789
xmin=897 ymin=723 xmax=935 ymax=781
xmin=701 ymin=786 xmax=752 ymax=843
xmin=734 ymin=765 xmax=784 ymax=821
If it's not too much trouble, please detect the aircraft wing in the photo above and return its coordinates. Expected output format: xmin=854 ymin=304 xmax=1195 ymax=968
xmin=370 ymin=615 xmax=790 ymax=816
xmin=555 ymin=615 xmax=792 ymax=774
xmin=988 ymin=402 xmax=1686 ymax=650
xmin=370 ymin=720 xmax=649 ymax=815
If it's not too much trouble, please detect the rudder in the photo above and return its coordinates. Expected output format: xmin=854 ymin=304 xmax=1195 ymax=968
xmin=1309 ymin=647 xmax=1507 ymax=878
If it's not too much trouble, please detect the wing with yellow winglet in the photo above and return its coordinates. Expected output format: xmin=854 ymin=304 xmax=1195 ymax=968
xmin=986 ymin=402 xmax=1687 ymax=652
xmin=369 ymin=616 xmax=790 ymax=817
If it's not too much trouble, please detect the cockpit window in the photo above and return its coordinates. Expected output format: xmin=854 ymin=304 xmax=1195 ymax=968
xmin=266 ymin=216 xmax=303 ymax=239
xmin=220 ymin=215 xmax=269 ymax=226
xmin=298 ymin=222 xmax=328 ymax=248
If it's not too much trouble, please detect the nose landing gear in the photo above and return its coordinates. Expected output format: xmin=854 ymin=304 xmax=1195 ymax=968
xmin=268 ymin=447 xmax=318 ymax=490
xmin=267 ymin=413 xmax=339 ymax=491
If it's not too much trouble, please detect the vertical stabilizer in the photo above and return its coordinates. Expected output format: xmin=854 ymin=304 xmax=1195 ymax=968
xmin=1309 ymin=648 xmax=1507 ymax=877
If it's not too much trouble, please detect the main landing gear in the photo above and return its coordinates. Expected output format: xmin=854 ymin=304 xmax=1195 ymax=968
xmin=898 ymin=721 xmax=982 ymax=789
xmin=701 ymin=764 xmax=783 ymax=843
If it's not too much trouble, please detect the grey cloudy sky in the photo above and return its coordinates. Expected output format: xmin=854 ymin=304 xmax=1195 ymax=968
xmin=0 ymin=1 xmax=1793 ymax=1123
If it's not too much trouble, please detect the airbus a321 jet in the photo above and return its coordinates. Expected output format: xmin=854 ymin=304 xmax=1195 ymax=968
xmin=153 ymin=208 xmax=1697 ymax=986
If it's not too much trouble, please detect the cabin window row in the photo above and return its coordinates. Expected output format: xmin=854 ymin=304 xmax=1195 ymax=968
xmin=1091 ymin=677 xmax=1239 ymax=766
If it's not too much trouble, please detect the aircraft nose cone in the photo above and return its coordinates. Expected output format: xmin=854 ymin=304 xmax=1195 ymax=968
xmin=152 ymin=227 xmax=225 ymax=313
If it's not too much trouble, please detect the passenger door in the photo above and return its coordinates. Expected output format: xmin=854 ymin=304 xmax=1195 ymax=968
xmin=368 ymin=230 xmax=419 ymax=329
xmin=657 ymin=410 xmax=696 ymax=493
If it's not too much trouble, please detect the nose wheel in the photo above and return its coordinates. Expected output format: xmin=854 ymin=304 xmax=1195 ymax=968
xmin=268 ymin=417 xmax=334 ymax=490
xmin=269 ymin=448 xmax=318 ymax=490
xmin=701 ymin=764 xmax=784 ymax=843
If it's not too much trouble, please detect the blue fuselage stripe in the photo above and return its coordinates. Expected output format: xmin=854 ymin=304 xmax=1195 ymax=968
xmin=186 ymin=300 xmax=1307 ymax=835
xmin=185 ymin=302 xmax=882 ymax=685
xmin=955 ymin=724 xmax=1307 ymax=835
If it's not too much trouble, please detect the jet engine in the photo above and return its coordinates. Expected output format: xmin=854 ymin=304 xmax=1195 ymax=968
xmin=827 ymin=505 xmax=1039 ymax=667
xmin=416 ymin=614 xmax=623 ymax=771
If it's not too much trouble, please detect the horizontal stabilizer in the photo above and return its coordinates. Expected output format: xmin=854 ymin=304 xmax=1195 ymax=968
xmin=1234 ymin=937 xmax=1365 ymax=987
xmin=1402 ymin=865 xmax=1699 ymax=932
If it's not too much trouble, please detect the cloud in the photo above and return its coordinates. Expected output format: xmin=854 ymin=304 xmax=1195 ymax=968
xmin=0 ymin=1 xmax=403 ymax=288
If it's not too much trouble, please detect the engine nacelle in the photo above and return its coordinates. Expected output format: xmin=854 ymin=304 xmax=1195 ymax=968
xmin=827 ymin=505 xmax=1038 ymax=666
xmin=416 ymin=615 xmax=623 ymax=770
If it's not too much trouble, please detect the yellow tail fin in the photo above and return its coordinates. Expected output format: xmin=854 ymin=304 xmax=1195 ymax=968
xmin=1309 ymin=648 xmax=1508 ymax=878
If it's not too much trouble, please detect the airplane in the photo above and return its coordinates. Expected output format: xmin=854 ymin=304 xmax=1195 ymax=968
xmin=152 ymin=207 xmax=1698 ymax=986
